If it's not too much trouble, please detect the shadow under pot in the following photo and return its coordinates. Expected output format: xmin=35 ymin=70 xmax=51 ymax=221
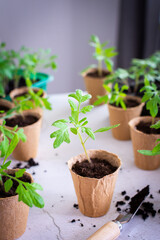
xmin=5 ymin=112 xmax=42 ymax=161
xmin=9 ymin=86 xmax=46 ymax=117
xmin=129 ymin=116 xmax=160 ymax=170
xmin=108 ymin=95 xmax=144 ymax=140
xmin=68 ymin=149 xmax=121 ymax=218
xmin=0 ymin=99 xmax=14 ymax=119
xmin=0 ymin=169 xmax=33 ymax=240
xmin=82 ymin=68 xmax=111 ymax=105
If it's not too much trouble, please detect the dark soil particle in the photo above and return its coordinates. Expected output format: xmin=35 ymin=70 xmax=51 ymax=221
xmin=136 ymin=121 xmax=160 ymax=134
xmin=24 ymin=158 xmax=39 ymax=169
xmin=121 ymin=191 xmax=126 ymax=196
xmin=73 ymin=203 xmax=79 ymax=209
xmin=0 ymin=173 xmax=31 ymax=198
xmin=93 ymin=225 xmax=96 ymax=228
xmin=111 ymin=98 xmax=140 ymax=109
xmin=87 ymin=69 xmax=110 ymax=78
xmin=72 ymin=158 xmax=117 ymax=179
xmin=158 ymin=190 xmax=160 ymax=194
xmin=116 ymin=201 xmax=126 ymax=207
xmin=158 ymin=209 xmax=160 ymax=214
xmin=6 ymin=115 xmax=39 ymax=127
xmin=70 ymin=219 xmax=76 ymax=223
xmin=125 ymin=195 xmax=130 ymax=201
xmin=117 ymin=207 xmax=121 ymax=212
xmin=149 ymin=194 xmax=154 ymax=199
xmin=0 ymin=105 xmax=10 ymax=112
xmin=32 ymin=171 xmax=36 ymax=175
xmin=13 ymin=162 xmax=22 ymax=169
xmin=80 ymin=223 xmax=84 ymax=227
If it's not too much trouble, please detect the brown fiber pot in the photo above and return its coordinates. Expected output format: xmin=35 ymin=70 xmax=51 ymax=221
xmin=108 ymin=95 xmax=144 ymax=140
xmin=0 ymin=169 xmax=33 ymax=240
xmin=0 ymin=99 xmax=14 ymax=118
xmin=9 ymin=87 xmax=46 ymax=116
xmin=6 ymin=112 xmax=42 ymax=161
xmin=68 ymin=149 xmax=121 ymax=217
xmin=82 ymin=68 xmax=111 ymax=105
xmin=129 ymin=116 xmax=160 ymax=170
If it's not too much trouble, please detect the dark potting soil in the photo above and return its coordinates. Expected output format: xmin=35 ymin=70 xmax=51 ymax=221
xmin=6 ymin=115 xmax=39 ymax=127
xmin=0 ymin=173 xmax=31 ymax=198
xmin=13 ymin=158 xmax=39 ymax=169
xmin=86 ymin=69 xmax=110 ymax=78
xmin=0 ymin=105 xmax=10 ymax=112
xmin=136 ymin=121 xmax=160 ymax=134
xmin=72 ymin=158 xmax=117 ymax=179
xmin=111 ymin=98 xmax=140 ymax=109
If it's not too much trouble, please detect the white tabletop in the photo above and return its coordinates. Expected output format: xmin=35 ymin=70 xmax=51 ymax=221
xmin=14 ymin=93 xmax=159 ymax=240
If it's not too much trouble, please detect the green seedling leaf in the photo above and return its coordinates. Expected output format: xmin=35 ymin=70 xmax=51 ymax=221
xmin=151 ymin=120 xmax=160 ymax=129
xmin=1 ymin=160 xmax=12 ymax=169
xmin=15 ymin=169 xmax=26 ymax=178
xmin=4 ymin=179 xmax=13 ymax=192
xmin=138 ymin=149 xmax=160 ymax=156
xmin=94 ymin=124 xmax=120 ymax=133
xmin=70 ymin=128 xmax=77 ymax=135
xmin=68 ymin=99 xmax=77 ymax=111
xmin=5 ymin=134 xmax=19 ymax=160
xmin=81 ymin=105 xmax=93 ymax=114
xmin=83 ymin=127 xmax=95 ymax=140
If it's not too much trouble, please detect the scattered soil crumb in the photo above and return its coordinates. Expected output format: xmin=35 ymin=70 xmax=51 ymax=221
xmin=73 ymin=203 xmax=79 ymax=209
xmin=121 ymin=191 xmax=126 ymax=196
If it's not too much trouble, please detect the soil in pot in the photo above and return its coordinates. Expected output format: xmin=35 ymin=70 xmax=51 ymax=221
xmin=86 ymin=69 xmax=110 ymax=78
xmin=72 ymin=158 xmax=118 ymax=179
xmin=0 ymin=105 xmax=10 ymax=112
xmin=111 ymin=98 xmax=140 ymax=109
xmin=0 ymin=173 xmax=31 ymax=198
xmin=6 ymin=115 xmax=39 ymax=127
xmin=136 ymin=121 xmax=160 ymax=134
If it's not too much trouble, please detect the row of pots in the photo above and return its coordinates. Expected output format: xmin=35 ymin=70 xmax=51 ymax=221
xmin=83 ymin=68 xmax=160 ymax=171
xmin=0 ymin=87 xmax=46 ymax=161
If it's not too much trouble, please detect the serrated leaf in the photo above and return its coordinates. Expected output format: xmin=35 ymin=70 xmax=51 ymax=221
xmin=16 ymin=129 xmax=27 ymax=142
xmin=4 ymin=179 xmax=13 ymax=192
xmin=15 ymin=169 xmax=26 ymax=178
xmin=16 ymin=184 xmax=33 ymax=207
xmin=83 ymin=127 xmax=95 ymax=140
xmin=94 ymin=124 xmax=120 ymax=133
xmin=70 ymin=128 xmax=77 ymax=135
xmin=151 ymin=120 xmax=160 ymax=129
xmin=1 ymin=160 xmax=12 ymax=169
xmin=79 ymin=117 xmax=87 ymax=124
xmin=68 ymin=99 xmax=77 ymax=111
xmin=4 ymin=134 xmax=19 ymax=160
xmin=81 ymin=94 xmax=91 ymax=102
xmin=81 ymin=105 xmax=93 ymax=114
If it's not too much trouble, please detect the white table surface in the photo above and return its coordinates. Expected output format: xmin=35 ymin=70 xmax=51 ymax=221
xmin=12 ymin=93 xmax=160 ymax=240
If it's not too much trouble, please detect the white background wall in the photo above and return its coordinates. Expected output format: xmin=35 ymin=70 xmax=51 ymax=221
xmin=0 ymin=0 xmax=120 ymax=94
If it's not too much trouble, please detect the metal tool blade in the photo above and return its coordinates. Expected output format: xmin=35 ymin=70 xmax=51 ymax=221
xmin=115 ymin=185 xmax=150 ymax=225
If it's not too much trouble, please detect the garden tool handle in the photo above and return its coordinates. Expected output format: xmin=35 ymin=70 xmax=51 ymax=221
xmin=87 ymin=221 xmax=120 ymax=240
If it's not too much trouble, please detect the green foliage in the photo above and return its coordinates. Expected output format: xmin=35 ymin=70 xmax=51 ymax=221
xmin=138 ymin=120 xmax=160 ymax=156
xmin=82 ymin=35 xmax=118 ymax=77
xmin=50 ymin=89 xmax=119 ymax=162
xmin=0 ymin=121 xmax=44 ymax=208
xmin=0 ymin=42 xmax=57 ymax=96
xmin=140 ymin=79 xmax=160 ymax=119
xmin=104 ymin=68 xmax=129 ymax=86
xmin=94 ymin=83 xmax=128 ymax=110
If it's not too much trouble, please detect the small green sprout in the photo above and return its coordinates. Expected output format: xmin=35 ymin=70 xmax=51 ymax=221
xmin=81 ymin=35 xmax=118 ymax=77
xmin=138 ymin=120 xmax=160 ymax=156
xmin=50 ymin=89 xmax=119 ymax=163
xmin=0 ymin=121 xmax=44 ymax=208
xmin=94 ymin=83 xmax=129 ymax=110
xmin=140 ymin=78 xmax=160 ymax=124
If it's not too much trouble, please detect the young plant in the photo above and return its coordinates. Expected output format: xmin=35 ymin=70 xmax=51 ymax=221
xmin=50 ymin=89 xmax=119 ymax=163
xmin=94 ymin=83 xmax=129 ymax=110
xmin=0 ymin=42 xmax=15 ymax=96
xmin=81 ymin=35 xmax=118 ymax=77
xmin=140 ymin=78 xmax=160 ymax=124
xmin=138 ymin=121 xmax=160 ymax=156
xmin=0 ymin=121 xmax=44 ymax=208
xmin=129 ymin=58 xmax=157 ymax=93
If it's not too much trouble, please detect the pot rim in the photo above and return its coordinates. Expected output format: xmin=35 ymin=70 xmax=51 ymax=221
xmin=129 ymin=116 xmax=160 ymax=137
xmin=5 ymin=111 xmax=42 ymax=129
xmin=0 ymin=169 xmax=33 ymax=201
xmin=108 ymin=95 xmax=144 ymax=111
xmin=9 ymin=86 xmax=46 ymax=100
xmin=68 ymin=149 xmax=121 ymax=180
xmin=82 ymin=67 xmax=111 ymax=78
